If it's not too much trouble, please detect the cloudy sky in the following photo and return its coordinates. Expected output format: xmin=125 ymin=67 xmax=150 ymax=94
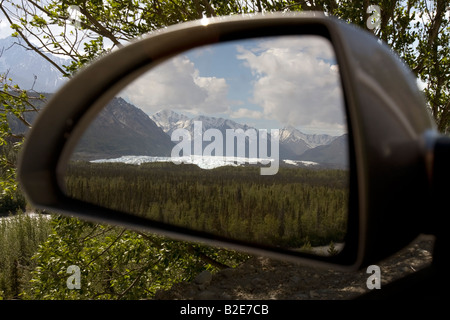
xmin=121 ymin=35 xmax=346 ymax=135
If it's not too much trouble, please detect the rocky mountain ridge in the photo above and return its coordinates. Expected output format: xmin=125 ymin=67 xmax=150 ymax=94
xmin=150 ymin=109 xmax=348 ymax=167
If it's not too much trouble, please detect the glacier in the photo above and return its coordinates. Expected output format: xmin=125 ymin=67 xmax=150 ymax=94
xmin=91 ymin=155 xmax=318 ymax=169
xmin=283 ymin=159 xmax=319 ymax=167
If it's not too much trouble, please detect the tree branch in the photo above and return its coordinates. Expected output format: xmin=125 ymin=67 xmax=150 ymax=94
xmin=0 ymin=4 xmax=70 ymax=77
xmin=85 ymin=228 xmax=127 ymax=267
xmin=78 ymin=5 xmax=123 ymax=48
xmin=117 ymin=265 xmax=147 ymax=299
xmin=413 ymin=0 xmax=447 ymax=74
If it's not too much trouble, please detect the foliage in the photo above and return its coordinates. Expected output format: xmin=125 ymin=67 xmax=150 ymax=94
xmin=22 ymin=215 xmax=248 ymax=300
xmin=323 ymin=0 xmax=449 ymax=132
xmin=327 ymin=241 xmax=339 ymax=256
xmin=0 ymin=74 xmax=45 ymax=204
xmin=0 ymin=141 xmax=26 ymax=214
xmin=0 ymin=210 xmax=52 ymax=299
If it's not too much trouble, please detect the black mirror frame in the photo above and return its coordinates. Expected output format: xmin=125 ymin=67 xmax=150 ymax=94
xmin=18 ymin=12 xmax=436 ymax=271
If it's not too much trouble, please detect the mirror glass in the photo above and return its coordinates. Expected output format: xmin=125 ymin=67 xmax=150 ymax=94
xmin=65 ymin=35 xmax=349 ymax=256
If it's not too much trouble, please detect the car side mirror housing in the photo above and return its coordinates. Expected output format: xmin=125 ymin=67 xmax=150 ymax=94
xmin=18 ymin=13 xmax=437 ymax=271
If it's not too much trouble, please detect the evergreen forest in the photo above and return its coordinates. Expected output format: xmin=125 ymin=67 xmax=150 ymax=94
xmin=65 ymin=162 xmax=349 ymax=249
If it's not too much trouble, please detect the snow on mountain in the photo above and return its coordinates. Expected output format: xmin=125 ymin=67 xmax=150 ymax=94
xmin=151 ymin=110 xmax=251 ymax=136
xmin=279 ymin=126 xmax=336 ymax=149
xmin=194 ymin=115 xmax=251 ymax=131
xmin=150 ymin=110 xmax=291 ymax=160
xmin=0 ymin=36 xmax=68 ymax=92
xmin=150 ymin=110 xmax=190 ymax=134
xmin=298 ymin=134 xmax=349 ymax=167
xmin=87 ymin=108 xmax=347 ymax=170
xmin=150 ymin=110 xmax=344 ymax=163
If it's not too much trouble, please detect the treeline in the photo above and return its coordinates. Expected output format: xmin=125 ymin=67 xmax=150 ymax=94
xmin=65 ymin=162 xmax=348 ymax=248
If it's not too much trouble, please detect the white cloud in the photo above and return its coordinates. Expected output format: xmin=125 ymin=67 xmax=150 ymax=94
xmin=230 ymin=108 xmax=264 ymax=119
xmin=122 ymin=55 xmax=230 ymax=115
xmin=236 ymin=36 xmax=346 ymax=132
xmin=121 ymin=35 xmax=347 ymax=135
xmin=0 ymin=12 xmax=13 ymax=39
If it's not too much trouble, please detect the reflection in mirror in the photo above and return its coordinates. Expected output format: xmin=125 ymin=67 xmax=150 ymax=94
xmin=66 ymin=36 xmax=349 ymax=256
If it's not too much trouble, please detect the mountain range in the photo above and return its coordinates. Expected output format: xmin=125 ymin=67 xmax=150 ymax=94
xmin=9 ymin=98 xmax=348 ymax=167
xmin=0 ymin=37 xmax=67 ymax=92
xmin=2 ymin=35 xmax=348 ymax=168
xmin=151 ymin=110 xmax=254 ymax=136
xmin=151 ymin=110 xmax=296 ymax=160
xmin=150 ymin=109 xmax=348 ymax=168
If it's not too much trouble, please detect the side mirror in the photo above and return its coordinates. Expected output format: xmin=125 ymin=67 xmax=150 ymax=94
xmin=18 ymin=13 xmax=437 ymax=271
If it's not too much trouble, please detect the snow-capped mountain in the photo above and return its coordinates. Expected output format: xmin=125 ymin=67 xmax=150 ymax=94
xmin=150 ymin=110 xmax=190 ymax=135
xmin=151 ymin=109 xmax=296 ymax=159
xmin=0 ymin=36 xmax=68 ymax=92
xmin=298 ymin=134 xmax=349 ymax=167
xmin=151 ymin=110 xmax=252 ymax=136
xmin=0 ymin=33 xmax=349 ymax=169
xmin=150 ymin=110 xmax=342 ymax=161
xmin=72 ymin=105 xmax=348 ymax=169
xmin=280 ymin=126 xmax=336 ymax=148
